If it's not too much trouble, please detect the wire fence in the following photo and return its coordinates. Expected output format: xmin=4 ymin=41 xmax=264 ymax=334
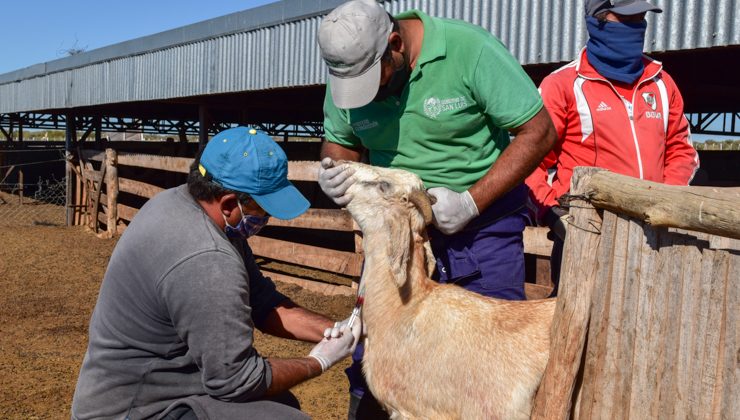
xmin=0 ymin=151 xmax=67 ymax=227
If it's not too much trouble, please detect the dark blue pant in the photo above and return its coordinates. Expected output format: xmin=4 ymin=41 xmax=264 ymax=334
xmin=346 ymin=185 xmax=528 ymax=405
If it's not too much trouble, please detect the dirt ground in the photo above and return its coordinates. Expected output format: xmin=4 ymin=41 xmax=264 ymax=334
xmin=0 ymin=225 xmax=355 ymax=420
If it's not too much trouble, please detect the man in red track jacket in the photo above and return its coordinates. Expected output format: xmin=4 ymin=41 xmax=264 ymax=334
xmin=526 ymin=0 xmax=699 ymax=295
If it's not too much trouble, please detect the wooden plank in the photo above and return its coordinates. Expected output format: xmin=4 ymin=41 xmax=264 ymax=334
xmin=287 ymin=161 xmax=320 ymax=182
xmin=585 ymin=171 xmax=740 ymax=240
xmin=117 ymin=203 xmax=138 ymax=222
xmin=82 ymin=167 xmax=103 ymax=184
xmin=106 ymin=149 xmax=119 ymax=236
xmin=118 ymin=177 xmax=165 ymax=199
xmin=576 ymin=211 xmax=622 ymax=419
xmin=249 ymin=236 xmax=363 ymax=277
xmin=607 ymin=218 xmax=644 ymax=418
xmin=264 ymin=270 xmax=355 ymax=297
xmin=627 ymin=224 xmax=663 ymax=418
xmin=91 ymin=161 xmax=107 ymax=233
xmin=80 ymin=149 xmax=105 ymax=162
xmin=531 ymin=167 xmax=603 ymax=420
xmin=116 ymin=152 xmax=192 ymax=173
xmin=268 ymin=208 xmax=354 ymax=231
xmin=524 ymin=226 xmax=553 ymax=257
xmin=97 ymin=208 xmax=107 ymax=226
xmin=720 ymin=253 xmax=739 ymax=418
xmin=696 ymin=250 xmax=729 ymax=417
xmin=652 ymin=231 xmax=687 ymax=418
xmin=673 ymin=239 xmax=706 ymax=418
xmin=682 ymin=248 xmax=716 ymax=418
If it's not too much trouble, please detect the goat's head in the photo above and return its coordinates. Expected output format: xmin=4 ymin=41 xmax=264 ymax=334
xmin=342 ymin=162 xmax=434 ymax=287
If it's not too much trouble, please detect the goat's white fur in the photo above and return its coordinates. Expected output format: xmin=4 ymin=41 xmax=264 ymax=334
xmin=343 ymin=162 xmax=556 ymax=420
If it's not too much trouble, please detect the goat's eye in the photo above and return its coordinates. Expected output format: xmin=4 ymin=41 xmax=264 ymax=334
xmin=378 ymin=181 xmax=392 ymax=193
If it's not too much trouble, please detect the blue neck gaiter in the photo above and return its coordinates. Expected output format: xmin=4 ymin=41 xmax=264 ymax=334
xmin=585 ymin=16 xmax=647 ymax=84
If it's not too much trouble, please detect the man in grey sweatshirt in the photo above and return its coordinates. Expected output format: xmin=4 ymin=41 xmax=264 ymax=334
xmin=72 ymin=127 xmax=360 ymax=420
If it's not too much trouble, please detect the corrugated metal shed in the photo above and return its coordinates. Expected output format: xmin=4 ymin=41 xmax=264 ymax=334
xmin=0 ymin=0 xmax=738 ymax=114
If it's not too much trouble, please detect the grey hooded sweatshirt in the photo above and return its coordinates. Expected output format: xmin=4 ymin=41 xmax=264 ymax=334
xmin=71 ymin=185 xmax=287 ymax=419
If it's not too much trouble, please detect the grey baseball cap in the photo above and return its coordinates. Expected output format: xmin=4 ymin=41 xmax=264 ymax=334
xmin=585 ymin=0 xmax=662 ymax=17
xmin=318 ymin=0 xmax=393 ymax=109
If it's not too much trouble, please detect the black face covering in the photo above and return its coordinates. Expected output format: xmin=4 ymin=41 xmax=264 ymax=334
xmin=373 ymin=55 xmax=411 ymax=102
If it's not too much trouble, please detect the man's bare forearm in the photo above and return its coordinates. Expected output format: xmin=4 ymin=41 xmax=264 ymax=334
xmin=264 ymin=357 xmax=323 ymax=396
xmin=468 ymin=107 xmax=556 ymax=211
xmin=260 ymin=300 xmax=333 ymax=342
xmin=320 ymin=141 xmax=363 ymax=162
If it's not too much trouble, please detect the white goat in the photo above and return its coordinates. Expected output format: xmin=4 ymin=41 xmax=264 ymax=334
xmin=343 ymin=161 xmax=556 ymax=420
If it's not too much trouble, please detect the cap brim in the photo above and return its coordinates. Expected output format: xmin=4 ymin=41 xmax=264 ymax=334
xmin=328 ymin=60 xmax=382 ymax=109
xmin=251 ymin=182 xmax=310 ymax=220
xmin=611 ymin=1 xmax=662 ymax=14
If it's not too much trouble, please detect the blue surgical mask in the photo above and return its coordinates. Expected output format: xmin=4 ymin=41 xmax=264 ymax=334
xmin=586 ymin=16 xmax=647 ymax=84
xmin=223 ymin=200 xmax=270 ymax=239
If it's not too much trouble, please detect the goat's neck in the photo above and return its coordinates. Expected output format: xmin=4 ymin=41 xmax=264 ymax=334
xmin=361 ymin=231 xmax=434 ymax=321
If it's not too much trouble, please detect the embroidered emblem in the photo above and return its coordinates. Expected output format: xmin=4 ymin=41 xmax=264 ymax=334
xmin=642 ymin=92 xmax=657 ymax=110
xmin=423 ymin=96 xmax=468 ymax=119
xmin=351 ymin=119 xmax=379 ymax=131
xmin=424 ymin=97 xmax=442 ymax=119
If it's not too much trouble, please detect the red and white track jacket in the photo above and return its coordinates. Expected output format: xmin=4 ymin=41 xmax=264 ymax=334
xmin=526 ymin=49 xmax=699 ymax=222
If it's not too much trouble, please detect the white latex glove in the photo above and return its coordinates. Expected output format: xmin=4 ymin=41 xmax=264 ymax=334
xmin=323 ymin=314 xmax=364 ymax=339
xmin=318 ymin=157 xmax=355 ymax=206
xmin=427 ymin=187 xmax=480 ymax=235
xmin=308 ymin=322 xmax=361 ymax=372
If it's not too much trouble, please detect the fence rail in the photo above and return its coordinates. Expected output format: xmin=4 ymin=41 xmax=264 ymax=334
xmin=75 ymin=148 xmax=555 ymax=296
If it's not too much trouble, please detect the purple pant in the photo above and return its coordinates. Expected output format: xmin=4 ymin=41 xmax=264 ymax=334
xmin=346 ymin=184 xmax=528 ymax=398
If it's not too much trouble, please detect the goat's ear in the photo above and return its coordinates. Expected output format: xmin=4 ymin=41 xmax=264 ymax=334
xmin=387 ymin=214 xmax=412 ymax=288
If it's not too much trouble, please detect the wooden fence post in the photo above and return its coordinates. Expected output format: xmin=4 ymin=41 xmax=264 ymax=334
xmin=531 ymin=167 xmax=604 ymax=419
xmin=105 ymin=148 xmax=118 ymax=237
xmin=18 ymin=169 xmax=23 ymax=204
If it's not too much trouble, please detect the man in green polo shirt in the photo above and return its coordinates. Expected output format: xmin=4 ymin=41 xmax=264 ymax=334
xmin=317 ymin=0 xmax=556 ymax=417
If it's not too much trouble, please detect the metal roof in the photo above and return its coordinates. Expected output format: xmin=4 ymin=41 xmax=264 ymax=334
xmin=1 ymin=0 xmax=738 ymax=114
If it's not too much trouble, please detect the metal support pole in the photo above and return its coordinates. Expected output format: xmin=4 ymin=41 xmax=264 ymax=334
xmin=198 ymin=105 xmax=210 ymax=151
xmin=94 ymin=116 xmax=103 ymax=147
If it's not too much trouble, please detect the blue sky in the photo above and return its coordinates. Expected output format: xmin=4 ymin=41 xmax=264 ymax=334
xmin=0 ymin=0 xmax=278 ymax=75
xmin=1 ymin=1 xmax=734 ymax=141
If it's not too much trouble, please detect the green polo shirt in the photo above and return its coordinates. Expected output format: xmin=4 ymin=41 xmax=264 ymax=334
xmin=323 ymin=9 xmax=543 ymax=192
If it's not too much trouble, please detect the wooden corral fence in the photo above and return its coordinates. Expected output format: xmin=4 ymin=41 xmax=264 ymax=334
xmin=532 ymin=167 xmax=739 ymax=420
xmin=73 ymin=148 xmax=554 ymax=298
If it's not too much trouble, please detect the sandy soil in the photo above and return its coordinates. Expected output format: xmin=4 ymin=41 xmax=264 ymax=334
xmin=0 ymin=225 xmax=355 ymax=420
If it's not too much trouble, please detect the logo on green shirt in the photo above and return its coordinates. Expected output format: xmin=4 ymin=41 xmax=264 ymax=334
xmin=423 ymin=96 xmax=469 ymax=119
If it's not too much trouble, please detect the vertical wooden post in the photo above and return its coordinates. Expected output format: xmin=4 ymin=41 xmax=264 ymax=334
xmin=105 ymin=148 xmax=118 ymax=237
xmin=18 ymin=169 xmax=23 ymax=204
xmin=531 ymin=167 xmax=604 ymax=420
xmin=65 ymin=114 xmax=76 ymax=226
xmin=74 ymin=163 xmax=83 ymax=225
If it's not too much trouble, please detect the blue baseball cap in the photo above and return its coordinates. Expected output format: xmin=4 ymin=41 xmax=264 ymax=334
xmin=199 ymin=127 xmax=310 ymax=220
